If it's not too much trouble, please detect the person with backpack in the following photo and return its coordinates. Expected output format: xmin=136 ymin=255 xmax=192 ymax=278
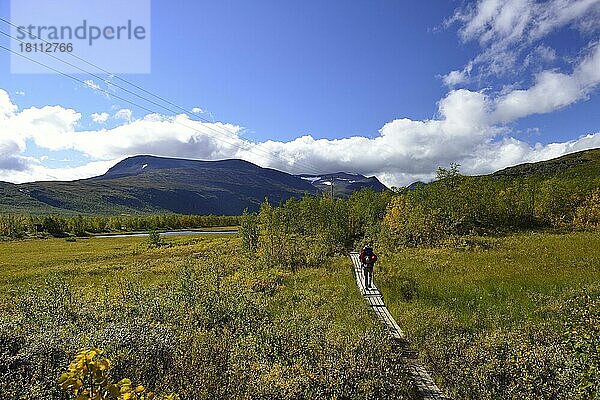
xmin=359 ymin=243 xmax=378 ymax=290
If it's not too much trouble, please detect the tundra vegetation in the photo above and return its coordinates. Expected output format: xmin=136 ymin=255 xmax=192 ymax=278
xmin=0 ymin=235 xmax=410 ymax=399
xmin=240 ymin=161 xmax=600 ymax=400
xmin=1 ymin=154 xmax=599 ymax=399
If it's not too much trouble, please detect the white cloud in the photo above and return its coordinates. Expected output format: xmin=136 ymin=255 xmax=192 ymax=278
xmin=447 ymin=0 xmax=600 ymax=78
xmin=0 ymin=89 xmax=18 ymax=118
xmin=492 ymin=42 xmax=600 ymax=123
xmin=192 ymin=107 xmax=203 ymax=113
xmin=0 ymin=158 xmax=120 ymax=184
xmin=114 ymin=108 xmax=133 ymax=122
xmin=91 ymin=112 xmax=109 ymax=124
xmin=454 ymin=0 xmax=600 ymax=46
xmin=0 ymin=51 xmax=599 ymax=189
xmin=84 ymin=79 xmax=101 ymax=91
xmin=442 ymin=64 xmax=472 ymax=86
xmin=531 ymin=0 xmax=600 ymax=40
xmin=15 ymin=91 xmax=25 ymax=96
xmin=460 ymin=133 xmax=600 ymax=176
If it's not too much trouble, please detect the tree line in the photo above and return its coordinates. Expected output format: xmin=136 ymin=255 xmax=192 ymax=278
xmin=383 ymin=165 xmax=600 ymax=247
xmin=0 ymin=214 xmax=239 ymax=238
xmin=2 ymin=165 xmax=598 ymax=246
xmin=239 ymin=189 xmax=392 ymax=270
xmin=239 ymin=165 xmax=600 ymax=268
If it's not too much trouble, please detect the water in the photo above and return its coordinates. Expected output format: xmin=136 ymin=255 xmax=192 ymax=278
xmin=94 ymin=230 xmax=237 ymax=238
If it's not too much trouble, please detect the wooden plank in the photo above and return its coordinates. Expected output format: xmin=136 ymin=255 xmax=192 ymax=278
xmin=349 ymin=252 xmax=451 ymax=400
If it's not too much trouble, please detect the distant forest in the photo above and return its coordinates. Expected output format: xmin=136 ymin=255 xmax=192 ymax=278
xmin=0 ymin=214 xmax=239 ymax=238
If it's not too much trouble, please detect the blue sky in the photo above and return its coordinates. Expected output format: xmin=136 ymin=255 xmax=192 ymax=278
xmin=0 ymin=0 xmax=599 ymax=186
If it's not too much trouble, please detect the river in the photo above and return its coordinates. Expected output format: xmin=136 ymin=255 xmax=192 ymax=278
xmin=94 ymin=230 xmax=237 ymax=238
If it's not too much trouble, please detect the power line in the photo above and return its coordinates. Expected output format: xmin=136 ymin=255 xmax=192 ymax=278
xmin=0 ymin=19 xmax=324 ymax=176
xmin=0 ymin=44 xmax=250 ymax=160
xmin=1 ymin=42 xmax=322 ymax=176
xmin=0 ymin=17 xmax=212 ymax=121
xmin=0 ymin=29 xmax=321 ymax=176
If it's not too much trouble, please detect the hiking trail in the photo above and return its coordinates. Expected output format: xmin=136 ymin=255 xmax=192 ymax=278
xmin=350 ymin=252 xmax=451 ymax=400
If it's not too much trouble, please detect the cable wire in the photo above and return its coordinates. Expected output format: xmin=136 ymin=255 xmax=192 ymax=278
xmin=0 ymin=19 xmax=324 ymax=176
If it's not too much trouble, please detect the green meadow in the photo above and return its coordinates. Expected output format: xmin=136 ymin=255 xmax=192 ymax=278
xmin=0 ymin=235 xmax=410 ymax=400
xmin=0 ymin=230 xmax=598 ymax=399
xmin=378 ymin=231 xmax=600 ymax=399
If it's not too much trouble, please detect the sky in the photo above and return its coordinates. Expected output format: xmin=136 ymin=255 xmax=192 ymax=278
xmin=0 ymin=0 xmax=599 ymax=187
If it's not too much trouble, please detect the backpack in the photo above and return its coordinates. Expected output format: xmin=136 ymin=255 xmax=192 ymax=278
xmin=362 ymin=247 xmax=377 ymax=264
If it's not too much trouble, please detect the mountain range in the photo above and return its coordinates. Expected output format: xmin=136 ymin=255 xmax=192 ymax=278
xmin=0 ymin=156 xmax=387 ymax=215
xmin=1 ymin=149 xmax=598 ymax=215
xmin=297 ymin=172 xmax=387 ymax=196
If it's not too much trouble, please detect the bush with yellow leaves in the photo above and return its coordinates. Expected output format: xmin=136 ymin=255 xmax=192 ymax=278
xmin=58 ymin=348 xmax=178 ymax=400
xmin=573 ymin=188 xmax=600 ymax=229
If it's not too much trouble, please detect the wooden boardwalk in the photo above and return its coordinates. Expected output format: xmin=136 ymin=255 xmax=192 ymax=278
xmin=350 ymin=252 xmax=451 ymax=400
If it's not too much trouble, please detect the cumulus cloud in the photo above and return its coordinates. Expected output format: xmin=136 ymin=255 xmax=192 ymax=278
xmin=0 ymin=158 xmax=120 ymax=184
xmin=0 ymin=90 xmax=18 ymax=118
xmin=1 ymin=75 xmax=598 ymax=188
xmin=91 ymin=112 xmax=109 ymax=124
xmin=1 ymin=34 xmax=599 ymax=187
xmin=192 ymin=107 xmax=203 ymax=113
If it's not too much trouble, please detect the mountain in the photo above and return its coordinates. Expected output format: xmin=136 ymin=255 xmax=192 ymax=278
xmin=2 ymin=149 xmax=598 ymax=215
xmin=0 ymin=156 xmax=319 ymax=215
xmin=296 ymin=172 xmax=388 ymax=197
xmin=406 ymin=181 xmax=427 ymax=190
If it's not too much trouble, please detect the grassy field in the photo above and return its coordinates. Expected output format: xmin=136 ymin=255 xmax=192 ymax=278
xmin=377 ymin=231 xmax=600 ymax=399
xmin=0 ymin=231 xmax=598 ymax=399
xmin=0 ymin=234 xmax=410 ymax=400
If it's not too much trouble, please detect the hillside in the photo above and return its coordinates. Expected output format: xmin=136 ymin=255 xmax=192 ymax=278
xmin=0 ymin=156 xmax=319 ymax=215
xmin=0 ymin=181 xmax=64 ymax=214
xmin=491 ymin=148 xmax=600 ymax=178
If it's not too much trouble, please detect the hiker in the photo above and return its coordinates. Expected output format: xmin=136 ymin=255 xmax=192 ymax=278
xmin=359 ymin=243 xmax=377 ymax=289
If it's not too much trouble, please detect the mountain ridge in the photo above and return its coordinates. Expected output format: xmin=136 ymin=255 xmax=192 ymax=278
xmin=0 ymin=156 xmax=319 ymax=215
xmin=490 ymin=148 xmax=600 ymax=178
xmin=297 ymin=171 xmax=388 ymax=196
xmin=0 ymin=155 xmax=386 ymax=215
xmin=1 ymin=149 xmax=598 ymax=215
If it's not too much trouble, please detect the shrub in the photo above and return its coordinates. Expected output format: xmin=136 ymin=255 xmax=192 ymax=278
xmin=147 ymin=231 xmax=164 ymax=247
xmin=58 ymin=348 xmax=178 ymax=400
xmin=0 ymin=240 xmax=412 ymax=399
xmin=573 ymin=188 xmax=600 ymax=229
xmin=238 ymin=209 xmax=259 ymax=253
xmin=383 ymin=195 xmax=450 ymax=247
